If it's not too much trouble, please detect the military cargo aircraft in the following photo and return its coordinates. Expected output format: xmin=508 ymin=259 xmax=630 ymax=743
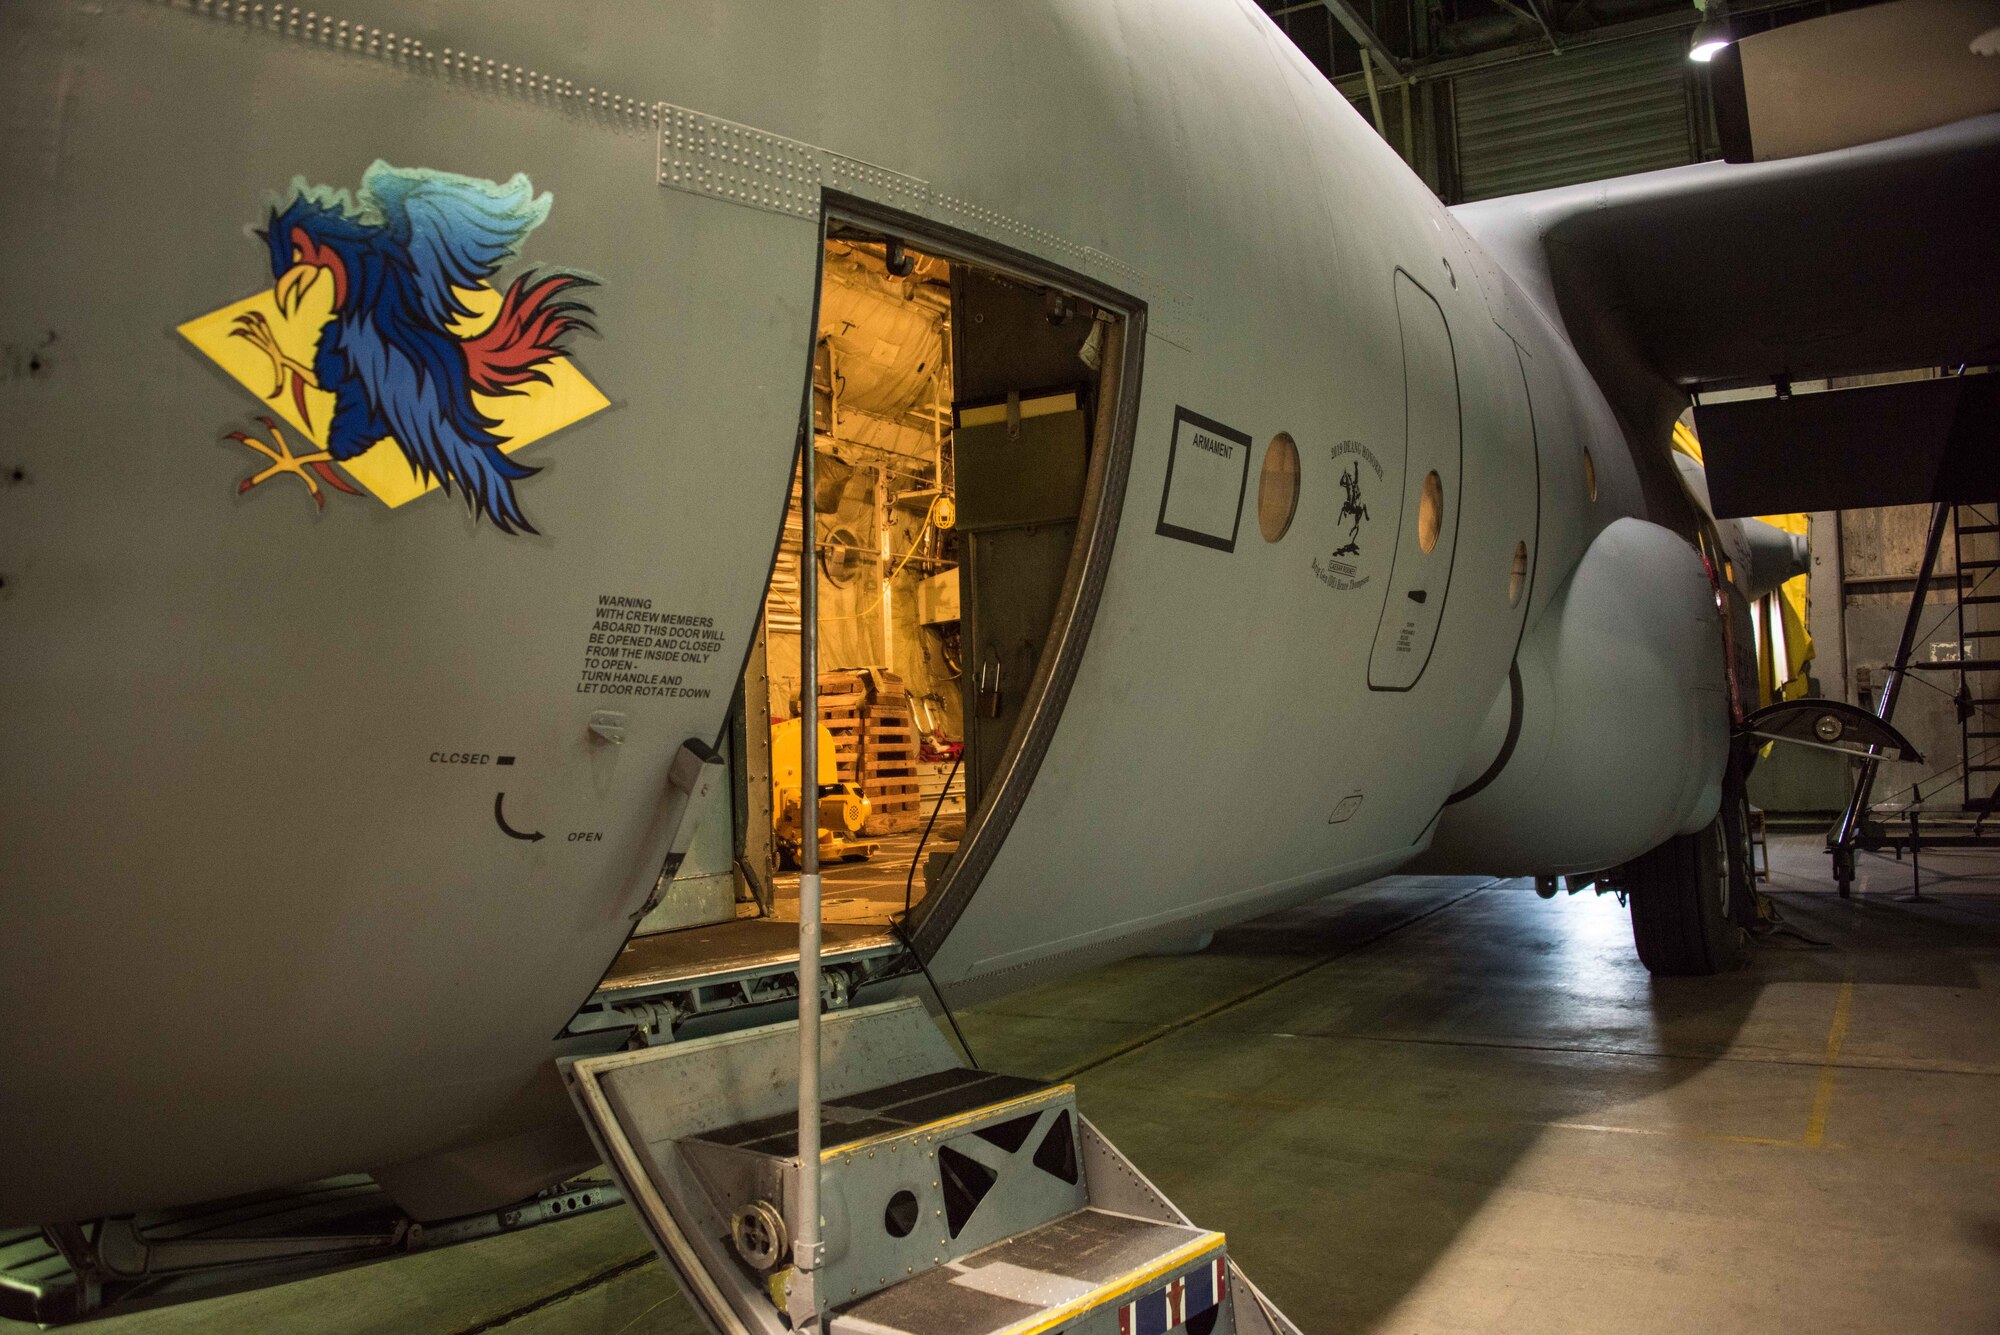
xmin=3 ymin=0 xmax=1996 ymax=1329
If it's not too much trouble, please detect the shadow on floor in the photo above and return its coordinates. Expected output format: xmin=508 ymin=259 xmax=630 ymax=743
xmin=959 ymin=835 xmax=2000 ymax=1331
xmin=981 ymin=875 xmax=1777 ymax=1332
xmin=28 ymin=836 xmax=2000 ymax=1333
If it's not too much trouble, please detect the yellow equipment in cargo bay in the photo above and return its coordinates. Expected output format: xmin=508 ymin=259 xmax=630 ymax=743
xmin=771 ymin=718 xmax=875 ymax=868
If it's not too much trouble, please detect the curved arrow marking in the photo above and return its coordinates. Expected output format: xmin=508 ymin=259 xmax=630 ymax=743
xmin=494 ymin=792 xmax=545 ymax=842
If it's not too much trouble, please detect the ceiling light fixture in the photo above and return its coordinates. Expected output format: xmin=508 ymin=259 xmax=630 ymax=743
xmin=1689 ymin=0 xmax=1733 ymax=62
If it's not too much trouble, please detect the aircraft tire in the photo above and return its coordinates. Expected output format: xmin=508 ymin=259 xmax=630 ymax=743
xmin=1626 ymin=814 xmax=1749 ymax=976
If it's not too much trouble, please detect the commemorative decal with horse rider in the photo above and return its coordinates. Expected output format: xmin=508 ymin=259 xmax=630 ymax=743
xmin=1313 ymin=439 xmax=1385 ymax=592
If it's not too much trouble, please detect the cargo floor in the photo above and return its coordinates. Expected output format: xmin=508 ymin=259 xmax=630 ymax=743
xmin=24 ymin=836 xmax=2000 ymax=1333
xmin=767 ymin=829 xmax=963 ymax=925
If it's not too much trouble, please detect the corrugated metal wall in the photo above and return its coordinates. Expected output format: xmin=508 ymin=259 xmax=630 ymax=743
xmin=1452 ymin=33 xmax=1698 ymax=201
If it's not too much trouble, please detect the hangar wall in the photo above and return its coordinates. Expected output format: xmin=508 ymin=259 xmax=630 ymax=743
xmin=1450 ymin=31 xmax=1700 ymax=199
xmin=1760 ymin=498 xmax=2000 ymax=819
xmin=1257 ymin=0 xmax=1882 ymax=204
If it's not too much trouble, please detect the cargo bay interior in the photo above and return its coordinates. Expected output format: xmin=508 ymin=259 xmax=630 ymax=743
xmin=7 ymin=1 xmax=2000 ymax=1333
xmin=596 ymin=227 xmax=1122 ymax=999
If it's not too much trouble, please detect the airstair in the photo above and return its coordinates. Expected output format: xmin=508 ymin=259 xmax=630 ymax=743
xmin=565 ymin=997 xmax=1296 ymax=1335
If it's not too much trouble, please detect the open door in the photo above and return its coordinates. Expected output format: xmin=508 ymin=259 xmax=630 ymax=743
xmin=950 ymin=268 xmax=1108 ymax=808
xmin=600 ymin=222 xmax=1130 ymax=957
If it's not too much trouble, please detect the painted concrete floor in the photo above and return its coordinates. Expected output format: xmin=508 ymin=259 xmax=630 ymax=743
xmin=22 ymin=833 xmax=2000 ymax=1333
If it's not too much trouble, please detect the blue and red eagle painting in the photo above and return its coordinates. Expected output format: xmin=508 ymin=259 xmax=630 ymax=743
xmin=181 ymin=161 xmax=606 ymax=534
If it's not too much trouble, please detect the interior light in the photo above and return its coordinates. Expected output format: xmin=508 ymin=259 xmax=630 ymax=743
xmin=1689 ymin=35 xmax=1731 ymax=61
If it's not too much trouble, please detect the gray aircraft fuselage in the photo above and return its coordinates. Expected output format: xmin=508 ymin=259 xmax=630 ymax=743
xmin=1 ymin=0 xmax=1733 ymax=1226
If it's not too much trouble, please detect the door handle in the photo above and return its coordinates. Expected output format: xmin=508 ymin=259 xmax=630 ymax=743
xmin=976 ymin=655 xmax=1004 ymax=719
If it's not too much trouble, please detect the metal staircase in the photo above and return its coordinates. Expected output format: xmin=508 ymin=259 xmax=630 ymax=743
xmin=1829 ymin=502 xmax=2000 ymax=893
xmin=565 ymin=997 xmax=1295 ymax=1335
xmin=1952 ymin=503 xmax=2000 ymax=824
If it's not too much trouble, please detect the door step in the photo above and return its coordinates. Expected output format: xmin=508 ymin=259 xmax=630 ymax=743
xmin=564 ymin=997 xmax=1297 ymax=1334
xmin=830 ymin=1207 xmax=1224 ymax=1335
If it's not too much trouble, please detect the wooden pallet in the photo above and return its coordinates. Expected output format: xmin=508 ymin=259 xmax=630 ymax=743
xmin=860 ymin=695 xmax=921 ymax=835
xmin=809 ymin=671 xmax=928 ymax=832
xmin=821 ymin=720 xmax=862 ymax=773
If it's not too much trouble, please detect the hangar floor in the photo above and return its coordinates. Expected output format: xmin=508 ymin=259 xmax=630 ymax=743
xmin=25 ymin=834 xmax=2000 ymax=1334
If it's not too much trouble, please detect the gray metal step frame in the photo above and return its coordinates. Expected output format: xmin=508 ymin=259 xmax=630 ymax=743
xmin=563 ymin=998 xmax=1301 ymax=1335
xmin=1075 ymin=1119 xmax=1299 ymax=1335
xmin=565 ymin=998 xmax=960 ymax=1334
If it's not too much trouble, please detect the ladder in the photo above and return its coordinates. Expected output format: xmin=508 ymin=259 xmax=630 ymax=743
xmin=1828 ymin=502 xmax=2000 ymax=893
xmin=564 ymin=998 xmax=1297 ymax=1335
xmin=1953 ymin=503 xmax=2000 ymax=825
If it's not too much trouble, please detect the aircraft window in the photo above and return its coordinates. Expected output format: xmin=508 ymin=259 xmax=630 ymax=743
xmin=1510 ymin=540 xmax=1528 ymax=605
xmin=1583 ymin=447 xmax=1599 ymax=502
xmin=1257 ymin=432 xmax=1300 ymax=542
xmin=1418 ymin=470 xmax=1443 ymax=553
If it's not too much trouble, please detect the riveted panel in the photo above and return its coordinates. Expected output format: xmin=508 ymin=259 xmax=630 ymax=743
xmin=648 ymin=103 xmax=1198 ymax=347
xmin=822 ymin=153 xmax=932 ymax=217
xmin=935 ymin=193 xmax=1091 ymax=269
xmin=656 ymin=103 xmax=822 ymax=220
xmin=1086 ymin=246 xmax=1194 ymax=350
xmin=167 ymin=0 xmax=662 ymax=135
xmin=162 ymin=2 xmax=1191 ymax=336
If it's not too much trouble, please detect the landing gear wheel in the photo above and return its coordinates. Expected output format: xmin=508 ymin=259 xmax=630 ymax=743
xmin=1625 ymin=813 xmax=1750 ymax=976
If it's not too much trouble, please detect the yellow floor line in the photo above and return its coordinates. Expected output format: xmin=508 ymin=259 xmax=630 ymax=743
xmin=1547 ymin=1121 xmax=1798 ymax=1149
xmin=1803 ymin=980 xmax=1856 ymax=1148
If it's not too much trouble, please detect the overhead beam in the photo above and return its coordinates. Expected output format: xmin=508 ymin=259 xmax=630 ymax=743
xmin=1333 ymin=14 xmax=1676 ymax=95
xmin=1318 ymin=0 xmax=1408 ymax=86
xmin=1488 ymin=0 xmax=1562 ymax=52
xmin=1360 ymin=49 xmax=1389 ymax=134
xmin=1328 ymin=0 xmax=1825 ymax=95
